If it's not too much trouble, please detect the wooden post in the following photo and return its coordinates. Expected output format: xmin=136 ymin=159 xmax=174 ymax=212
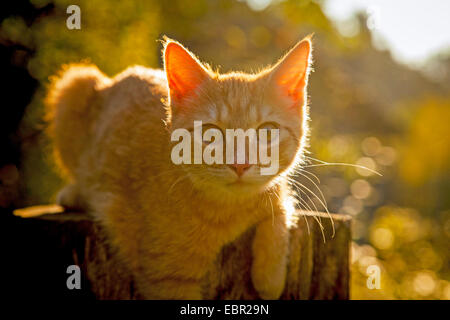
xmin=11 ymin=205 xmax=351 ymax=299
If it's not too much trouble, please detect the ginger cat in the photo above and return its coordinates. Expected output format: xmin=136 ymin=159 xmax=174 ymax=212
xmin=46 ymin=37 xmax=312 ymax=299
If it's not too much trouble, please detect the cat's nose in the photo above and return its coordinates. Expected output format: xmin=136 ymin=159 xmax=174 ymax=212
xmin=229 ymin=163 xmax=252 ymax=177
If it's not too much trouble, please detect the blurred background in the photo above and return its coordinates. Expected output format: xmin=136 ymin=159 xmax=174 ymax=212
xmin=0 ymin=0 xmax=449 ymax=299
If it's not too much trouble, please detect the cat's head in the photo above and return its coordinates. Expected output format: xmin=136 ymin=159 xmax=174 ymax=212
xmin=164 ymin=37 xmax=312 ymax=199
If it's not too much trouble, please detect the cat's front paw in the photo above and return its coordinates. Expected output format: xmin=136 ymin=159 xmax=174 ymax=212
xmin=251 ymin=215 xmax=289 ymax=300
xmin=251 ymin=259 xmax=287 ymax=300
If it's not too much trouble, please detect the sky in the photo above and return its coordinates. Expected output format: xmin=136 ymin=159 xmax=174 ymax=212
xmin=322 ymin=0 xmax=450 ymax=65
xmin=246 ymin=0 xmax=450 ymax=66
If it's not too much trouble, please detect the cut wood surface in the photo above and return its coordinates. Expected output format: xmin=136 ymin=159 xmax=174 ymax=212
xmin=11 ymin=205 xmax=351 ymax=299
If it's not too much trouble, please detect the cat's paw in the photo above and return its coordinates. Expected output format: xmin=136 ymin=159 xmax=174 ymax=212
xmin=251 ymin=228 xmax=288 ymax=299
xmin=251 ymin=256 xmax=287 ymax=300
xmin=251 ymin=214 xmax=289 ymax=300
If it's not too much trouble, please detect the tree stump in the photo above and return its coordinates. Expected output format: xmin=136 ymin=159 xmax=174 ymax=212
xmin=9 ymin=205 xmax=351 ymax=299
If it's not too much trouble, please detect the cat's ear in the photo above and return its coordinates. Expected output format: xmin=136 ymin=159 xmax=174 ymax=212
xmin=269 ymin=37 xmax=312 ymax=108
xmin=164 ymin=39 xmax=210 ymax=104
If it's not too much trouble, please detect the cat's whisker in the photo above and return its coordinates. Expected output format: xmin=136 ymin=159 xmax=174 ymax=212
xmin=292 ymin=166 xmax=321 ymax=184
xmin=168 ymin=174 xmax=190 ymax=195
xmin=292 ymin=171 xmax=335 ymax=238
xmin=294 ymin=170 xmax=328 ymax=209
xmin=265 ymin=191 xmax=275 ymax=226
xmin=289 ymin=180 xmax=327 ymax=241
xmin=287 ymin=178 xmax=319 ymax=213
xmin=303 ymin=156 xmax=382 ymax=176
xmin=297 ymin=193 xmax=316 ymax=215
xmin=283 ymin=179 xmax=314 ymax=235
xmin=284 ymin=176 xmax=334 ymax=240
xmin=301 ymin=209 xmax=311 ymax=235
xmin=294 ymin=197 xmax=311 ymax=235
xmin=312 ymin=215 xmax=327 ymax=244
xmin=290 ymin=180 xmax=325 ymax=238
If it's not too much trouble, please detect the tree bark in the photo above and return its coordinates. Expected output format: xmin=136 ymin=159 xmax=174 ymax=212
xmin=12 ymin=205 xmax=351 ymax=299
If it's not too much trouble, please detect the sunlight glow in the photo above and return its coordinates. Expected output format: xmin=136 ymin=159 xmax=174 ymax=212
xmin=323 ymin=0 xmax=450 ymax=65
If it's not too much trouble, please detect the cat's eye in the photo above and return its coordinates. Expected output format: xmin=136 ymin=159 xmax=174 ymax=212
xmin=257 ymin=122 xmax=279 ymax=144
xmin=257 ymin=122 xmax=279 ymax=131
xmin=202 ymin=123 xmax=222 ymax=131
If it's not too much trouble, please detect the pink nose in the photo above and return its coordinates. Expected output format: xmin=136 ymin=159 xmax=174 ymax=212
xmin=229 ymin=163 xmax=252 ymax=177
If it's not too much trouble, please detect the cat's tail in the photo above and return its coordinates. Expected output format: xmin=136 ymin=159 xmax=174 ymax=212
xmin=46 ymin=64 xmax=109 ymax=178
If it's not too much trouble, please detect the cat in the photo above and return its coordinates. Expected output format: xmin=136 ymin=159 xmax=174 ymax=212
xmin=46 ymin=36 xmax=312 ymax=299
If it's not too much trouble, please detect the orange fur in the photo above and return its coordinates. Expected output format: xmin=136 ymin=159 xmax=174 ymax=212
xmin=46 ymin=37 xmax=312 ymax=299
